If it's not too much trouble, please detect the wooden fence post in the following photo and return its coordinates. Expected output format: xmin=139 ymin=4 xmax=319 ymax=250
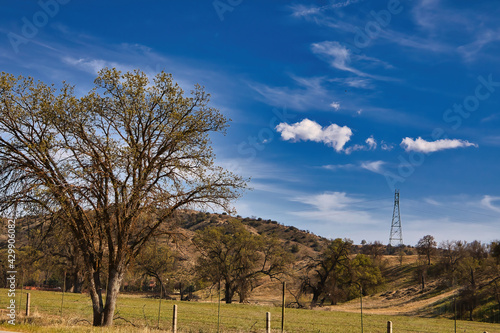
xmin=266 ymin=312 xmax=271 ymax=333
xmin=25 ymin=293 xmax=30 ymax=316
xmin=281 ymin=281 xmax=286 ymax=332
xmin=387 ymin=320 xmax=392 ymax=333
xmin=172 ymin=304 xmax=178 ymax=333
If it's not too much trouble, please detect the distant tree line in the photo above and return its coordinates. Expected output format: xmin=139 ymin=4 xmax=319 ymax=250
xmin=2 ymin=212 xmax=500 ymax=323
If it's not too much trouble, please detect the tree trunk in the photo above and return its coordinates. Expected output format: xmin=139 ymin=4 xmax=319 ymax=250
xmin=311 ymin=289 xmax=322 ymax=307
xmin=87 ymin=259 xmax=126 ymax=327
xmin=89 ymin=269 xmax=104 ymax=326
xmin=69 ymin=270 xmax=82 ymax=293
xmin=101 ymin=267 xmax=125 ymax=326
xmin=224 ymin=282 xmax=234 ymax=304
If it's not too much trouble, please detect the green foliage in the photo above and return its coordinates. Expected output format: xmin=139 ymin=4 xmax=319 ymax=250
xmin=0 ymin=68 xmax=246 ymax=326
xmin=350 ymin=254 xmax=384 ymax=296
xmin=193 ymin=220 xmax=290 ymax=303
xmin=300 ymin=239 xmax=383 ymax=307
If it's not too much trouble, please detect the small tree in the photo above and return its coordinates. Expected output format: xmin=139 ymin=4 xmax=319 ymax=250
xmin=193 ymin=220 xmax=289 ymax=303
xmin=361 ymin=241 xmax=385 ymax=263
xmin=301 ymin=238 xmax=352 ymax=307
xmin=416 ymin=235 xmax=437 ymax=265
xmin=0 ymin=69 xmax=246 ymax=326
xmin=134 ymin=242 xmax=178 ymax=298
xmin=350 ymin=254 xmax=383 ymax=296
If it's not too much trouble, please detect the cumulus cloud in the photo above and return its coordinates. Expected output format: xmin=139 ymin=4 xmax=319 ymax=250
xmin=366 ymin=136 xmax=377 ymax=150
xmin=330 ymin=101 xmax=340 ymax=110
xmin=344 ymin=135 xmax=377 ymax=154
xmin=276 ymin=119 xmax=352 ymax=152
xmin=381 ymin=141 xmax=394 ymax=151
xmin=401 ymin=137 xmax=478 ymax=153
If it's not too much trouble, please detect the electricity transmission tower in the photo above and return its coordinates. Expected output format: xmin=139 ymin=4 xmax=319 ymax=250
xmin=389 ymin=189 xmax=403 ymax=247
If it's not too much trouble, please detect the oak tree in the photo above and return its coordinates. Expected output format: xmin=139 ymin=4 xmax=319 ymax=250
xmin=0 ymin=69 xmax=246 ymax=326
xmin=193 ymin=220 xmax=289 ymax=303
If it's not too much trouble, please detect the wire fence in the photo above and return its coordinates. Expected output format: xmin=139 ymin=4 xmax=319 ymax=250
xmin=2 ymin=285 xmax=500 ymax=333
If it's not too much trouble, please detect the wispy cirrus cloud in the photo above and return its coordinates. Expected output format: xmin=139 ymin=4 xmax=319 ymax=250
xmin=289 ymin=0 xmax=364 ymax=18
xmin=311 ymin=41 xmax=395 ymax=81
xmin=62 ymin=57 xmax=130 ymax=75
xmin=457 ymin=29 xmax=500 ymax=62
xmin=276 ymin=118 xmax=352 ymax=152
xmin=481 ymin=195 xmax=500 ymax=213
xmin=249 ymin=75 xmax=337 ymax=111
xmin=322 ymin=160 xmax=386 ymax=175
xmin=401 ymin=137 xmax=478 ymax=153
xmin=321 ymin=163 xmax=357 ymax=171
xmin=361 ymin=160 xmax=385 ymax=174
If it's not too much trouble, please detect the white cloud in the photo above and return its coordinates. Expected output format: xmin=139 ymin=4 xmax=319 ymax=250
xmin=322 ymin=164 xmax=356 ymax=171
xmin=322 ymin=160 xmax=386 ymax=174
xmin=424 ymin=198 xmax=442 ymax=206
xmin=344 ymin=144 xmax=365 ymax=155
xmin=250 ymin=75 xmax=336 ymax=111
xmin=311 ymin=41 xmax=394 ymax=81
xmin=276 ymin=119 xmax=352 ymax=152
xmin=481 ymin=195 xmax=500 ymax=213
xmin=366 ymin=136 xmax=377 ymax=150
xmin=295 ymin=191 xmax=357 ymax=211
xmin=330 ymin=101 xmax=340 ymax=110
xmin=345 ymin=78 xmax=372 ymax=89
xmin=289 ymin=0 xmax=363 ymax=18
xmin=289 ymin=4 xmax=322 ymax=18
xmin=457 ymin=29 xmax=500 ymax=62
xmin=344 ymin=135 xmax=377 ymax=154
xmin=401 ymin=137 xmax=478 ymax=153
xmin=311 ymin=41 xmax=366 ymax=76
xmin=289 ymin=191 xmax=386 ymax=240
xmin=361 ymin=160 xmax=385 ymax=174
xmin=381 ymin=141 xmax=394 ymax=151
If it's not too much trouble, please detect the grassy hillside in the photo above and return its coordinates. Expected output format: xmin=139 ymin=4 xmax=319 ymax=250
xmin=2 ymin=210 xmax=499 ymax=326
xmin=1 ymin=288 xmax=499 ymax=333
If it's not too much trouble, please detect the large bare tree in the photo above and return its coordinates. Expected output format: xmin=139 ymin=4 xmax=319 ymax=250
xmin=0 ymin=69 xmax=246 ymax=326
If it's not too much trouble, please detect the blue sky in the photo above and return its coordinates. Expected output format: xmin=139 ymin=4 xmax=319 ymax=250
xmin=2 ymin=0 xmax=500 ymax=245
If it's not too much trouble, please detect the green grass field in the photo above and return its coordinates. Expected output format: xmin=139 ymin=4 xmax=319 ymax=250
xmin=1 ymin=289 xmax=499 ymax=332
